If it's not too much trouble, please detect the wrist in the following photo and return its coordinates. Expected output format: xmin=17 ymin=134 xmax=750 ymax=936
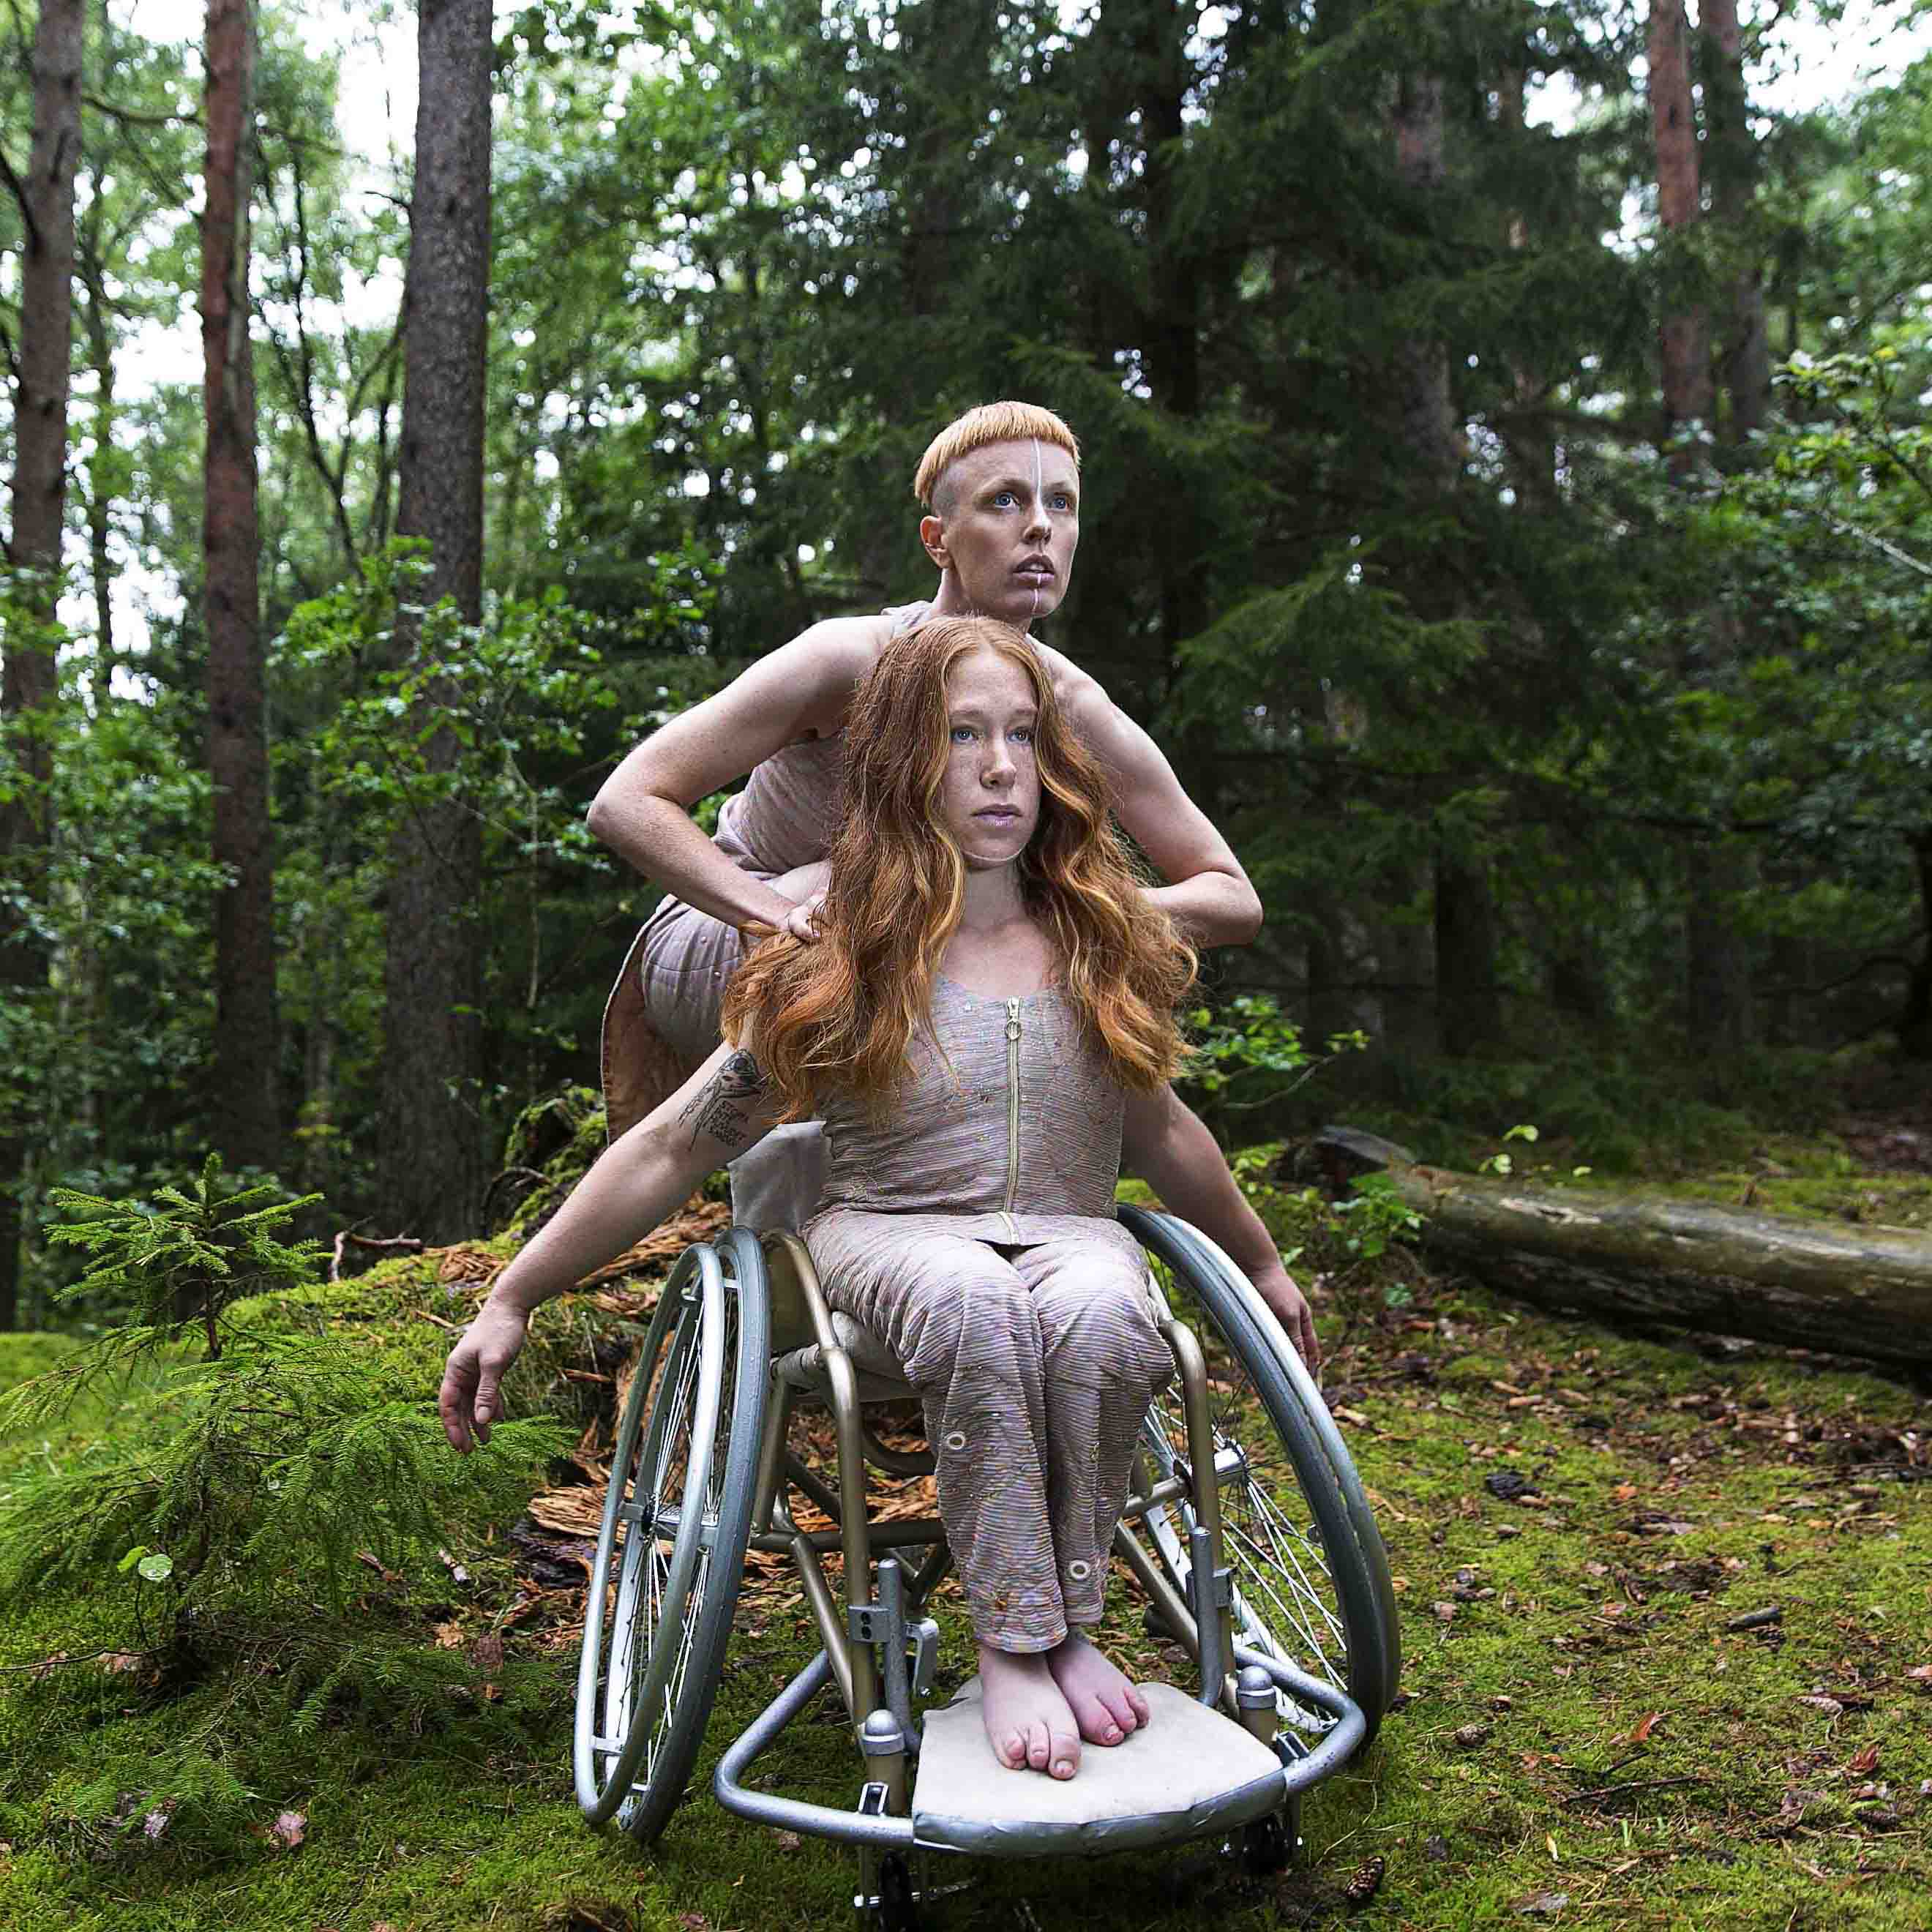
xmin=482 ymin=1279 xmax=543 ymax=1322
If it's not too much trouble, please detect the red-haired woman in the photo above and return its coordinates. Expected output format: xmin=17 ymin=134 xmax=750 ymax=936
xmin=441 ymin=618 xmax=1308 ymax=1783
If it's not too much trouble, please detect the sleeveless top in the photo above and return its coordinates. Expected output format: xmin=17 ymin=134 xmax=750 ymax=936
xmin=810 ymin=978 xmax=1125 ymax=1245
xmin=708 ymin=599 xmax=935 ymax=881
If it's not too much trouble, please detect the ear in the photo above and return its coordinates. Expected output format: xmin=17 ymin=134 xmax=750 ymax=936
xmin=919 ymin=512 xmax=948 ymax=569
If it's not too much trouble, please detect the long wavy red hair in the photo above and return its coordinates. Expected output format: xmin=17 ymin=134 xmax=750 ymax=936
xmin=723 ymin=616 xmax=1196 ymax=1123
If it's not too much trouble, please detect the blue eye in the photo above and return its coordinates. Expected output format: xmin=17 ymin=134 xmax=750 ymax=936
xmin=1011 ymin=726 xmax=1036 ymax=746
xmin=1049 ymin=493 xmax=1073 ymax=512
xmin=992 ymin=490 xmax=1018 ymax=509
xmin=951 ymin=724 xmax=977 ymax=743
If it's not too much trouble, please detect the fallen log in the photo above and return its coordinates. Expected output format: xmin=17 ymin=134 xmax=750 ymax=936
xmin=1315 ymin=1126 xmax=1932 ymax=1368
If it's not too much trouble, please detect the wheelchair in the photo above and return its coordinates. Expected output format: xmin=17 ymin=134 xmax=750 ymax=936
xmin=572 ymin=1208 xmax=1400 ymax=1927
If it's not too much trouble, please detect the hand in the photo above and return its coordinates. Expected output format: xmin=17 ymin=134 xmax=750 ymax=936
xmin=439 ymin=1298 xmax=531 ymax=1453
xmin=782 ymin=887 xmax=826 ymax=945
xmin=1251 ymin=1259 xmax=1320 ymax=1374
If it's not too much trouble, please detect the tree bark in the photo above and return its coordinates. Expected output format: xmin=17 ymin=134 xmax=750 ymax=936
xmin=380 ymin=0 xmax=493 ymax=1242
xmin=1650 ymin=0 xmax=1753 ymax=1049
xmin=1685 ymin=837 xmax=1753 ymax=1052
xmin=202 ymin=0 xmax=280 ymax=1174
xmin=1435 ymin=841 xmax=1502 ymax=1053
xmin=0 ymin=0 xmax=85 ymax=1330
xmin=1649 ymin=0 xmax=1711 ymax=449
xmin=1392 ymin=70 xmax=1499 ymax=1054
xmin=1319 ymin=1128 xmax=1932 ymax=1367
xmin=1699 ymin=0 xmax=1770 ymax=445
xmin=76 ymin=228 xmax=116 ymax=666
xmin=1899 ymin=830 xmax=1932 ymax=1059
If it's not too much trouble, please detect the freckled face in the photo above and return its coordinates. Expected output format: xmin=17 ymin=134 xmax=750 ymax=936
xmin=938 ymin=647 xmax=1041 ymax=869
xmin=921 ymin=439 xmax=1081 ymax=626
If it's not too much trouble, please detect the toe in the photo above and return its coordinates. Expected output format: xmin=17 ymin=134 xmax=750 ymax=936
xmin=1100 ymin=1688 xmax=1137 ymax=1738
xmin=996 ymin=1729 xmax=1027 ymax=1770
xmin=1025 ymin=1721 xmax=1051 ymax=1772
xmin=1126 ymin=1682 xmax=1152 ymax=1727
xmin=1049 ymin=1729 xmax=1080 ymax=1781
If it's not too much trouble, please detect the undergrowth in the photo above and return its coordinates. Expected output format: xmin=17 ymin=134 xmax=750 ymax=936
xmin=0 ymin=1137 xmax=1925 ymax=1931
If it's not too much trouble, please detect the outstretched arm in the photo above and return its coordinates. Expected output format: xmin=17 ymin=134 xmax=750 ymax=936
xmin=1120 ymin=1085 xmax=1319 ymax=1370
xmin=1055 ymin=671 xmax=1262 ymax=949
xmin=585 ymin=618 xmax=878 ymax=939
xmin=439 ymin=1041 xmax=781 ymax=1450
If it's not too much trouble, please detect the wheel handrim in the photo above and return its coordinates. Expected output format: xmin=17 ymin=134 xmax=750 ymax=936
xmin=573 ymin=1242 xmax=725 ymax=1819
xmin=615 ymin=1283 xmax=741 ymax=1830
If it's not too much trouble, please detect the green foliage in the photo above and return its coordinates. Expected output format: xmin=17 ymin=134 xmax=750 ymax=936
xmin=1178 ymin=994 xmax=1367 ymax=1132
xmin=0 ymin=1161 xmax=561 ymax=1647
xmin=43 ymin=1153 xmax=323 ymax=1352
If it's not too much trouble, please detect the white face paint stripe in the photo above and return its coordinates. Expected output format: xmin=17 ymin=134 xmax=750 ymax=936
xmin=1030 ymin=438 xmax=1045 ymax=620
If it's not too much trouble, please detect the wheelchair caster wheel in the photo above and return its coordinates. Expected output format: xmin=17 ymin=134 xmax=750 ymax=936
xmin=874 ymin=1852 xmax=919 ymax=1932
xmin=1240 ymin=1810 xmax=1292 ymax=1875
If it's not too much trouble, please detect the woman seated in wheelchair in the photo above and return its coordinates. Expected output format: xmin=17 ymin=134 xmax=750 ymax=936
xmin=441 ymin=613 xmax=1309 ymax=1785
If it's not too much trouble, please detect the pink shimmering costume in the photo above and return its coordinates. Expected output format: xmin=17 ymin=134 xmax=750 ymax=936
xmin=805 ymin=978 xmax=1174 ymax=1652
xmin=599 ymin=604 xmax=937 ymax=1227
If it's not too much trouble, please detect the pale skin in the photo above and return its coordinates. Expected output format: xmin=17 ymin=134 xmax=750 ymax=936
xmin=443 ymin=648 xmax=1318 ymax=1782
xmin=583 ymin=433 xmax=1289 ymax=1336
xmin=583 ymin=436 xmax=1263 ymax=950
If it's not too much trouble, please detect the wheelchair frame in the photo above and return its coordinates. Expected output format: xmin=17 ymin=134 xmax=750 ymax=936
xmin=573 ymin=1210 xmax=1399 ymax=1924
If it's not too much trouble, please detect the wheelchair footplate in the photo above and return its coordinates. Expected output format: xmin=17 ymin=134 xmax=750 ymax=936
xmin=908 ymin=1677 xmax=1287 ymax=1857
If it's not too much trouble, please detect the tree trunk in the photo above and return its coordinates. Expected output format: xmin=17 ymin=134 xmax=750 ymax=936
xmin=1435 ymin=843 xmax=1502 ymax=1054
xmin=202 ymin=0 xmax=280 ymax=1174
xmin=1699 ymin=0 xmax=1770 ymax=445
xmin=1319 ymin=1129 xmax=1932 ymax=1368
xmin=77 ymin=231 xmax=116 ymax=665
xmin=1685 ymin=838 xmax=1753 ymax=1053
xmin=1649 ymin=0 xmax=1711 ymax=449
xmin=0 ymin=0 xmax=85 ymax=1330
xmin=1650 ymin=0 xmax=1753 ymax=1049
xmin=1898 ymin=831 xmax=1932 ymax=1059
xmin=380 ymin=0 xmax=493 ymax=1242
xmin=1393 ymin=70 xmax=1499 ymax=1055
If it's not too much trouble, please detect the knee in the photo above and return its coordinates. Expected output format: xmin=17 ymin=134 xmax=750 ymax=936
xmin=1044 ymin=1270 xmax=1171 ymax=1385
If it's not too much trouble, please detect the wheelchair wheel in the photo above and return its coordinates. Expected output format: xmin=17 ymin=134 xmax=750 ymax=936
xmin=574 ymin=1227 xmax=771 ymax=1841
xmin=1119 ymin=1206 xmax=1400 ymax=1746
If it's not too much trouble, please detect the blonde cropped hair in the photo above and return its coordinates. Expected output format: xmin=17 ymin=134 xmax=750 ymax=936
xmin=913 ymin=402 xmax=1081 ymax=511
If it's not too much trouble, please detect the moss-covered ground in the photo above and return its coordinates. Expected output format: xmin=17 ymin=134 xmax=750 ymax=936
xmin=0 ymin=1147 xmax=1926 ymax=1932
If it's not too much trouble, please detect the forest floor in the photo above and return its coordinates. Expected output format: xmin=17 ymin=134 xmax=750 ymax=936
xmin=0 ymin=1093 xmax=1928 ymax=1932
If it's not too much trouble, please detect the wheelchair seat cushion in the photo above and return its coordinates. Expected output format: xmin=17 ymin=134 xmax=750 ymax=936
xmin=771 ymin=1310 xmax=913 ymax=1402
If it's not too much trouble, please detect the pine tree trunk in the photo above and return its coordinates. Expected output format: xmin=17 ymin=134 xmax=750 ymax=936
xmin=202 ymin=0 xmax=280 ymax=1175
xmin=1436 ymin=845 xmax=1502 ymax=1054
xmin=1649 ymin=0 xmax=1711 ymax=448
xmin=0 ymin=0 xmax=85 ymax=1331
xmin=1899 ymin=831 xmax=1932 ymax=1060
xmin=1685 ymin=837 xmax=1753 ymax=1052
xmin=1699 ymin=0 xmax=1770 ymax=444
xmin=1392 ymin=70 xmax=1499 ymax=1054
xmin=380 ymin=0 xmax=493 ymax=1242
xmin=77 ymin=233 xmax=116 ymax=665
xmin=1650 ymin=0 xmax=1753 ymax=1049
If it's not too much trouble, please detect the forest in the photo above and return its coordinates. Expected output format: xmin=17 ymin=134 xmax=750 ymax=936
xmin=1 ymin=0 xmax=1928 ymax=1322
xmin=1 ymin=2 xmax=1931 ymax=1928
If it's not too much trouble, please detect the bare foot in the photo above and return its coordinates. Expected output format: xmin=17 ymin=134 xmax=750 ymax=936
xmin=1045 ymin=1630 xmax=1151 ymax=1747
xmin=977 ymin=1643 xmax=1081 ymax=1780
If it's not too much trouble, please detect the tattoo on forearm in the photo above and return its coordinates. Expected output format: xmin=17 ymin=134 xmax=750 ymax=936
xmin=677 ymin=1049 xmax=769 ymax=1152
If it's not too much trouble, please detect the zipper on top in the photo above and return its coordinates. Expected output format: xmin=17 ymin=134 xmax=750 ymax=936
xmin=1003 ymin=997 xmax=1023 ymax=1219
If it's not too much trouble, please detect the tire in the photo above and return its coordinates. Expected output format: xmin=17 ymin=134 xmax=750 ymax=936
xmin=1119 ymin=1206 xmax=1400 ymax=1746
xmin=574 ymin=1227 xmax=771 ymax=1841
